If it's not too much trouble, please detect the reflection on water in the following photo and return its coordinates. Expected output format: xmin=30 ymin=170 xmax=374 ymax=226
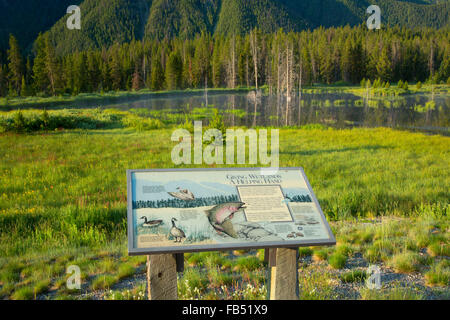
xmin=50 ymin=91 xmax=450 ymax=133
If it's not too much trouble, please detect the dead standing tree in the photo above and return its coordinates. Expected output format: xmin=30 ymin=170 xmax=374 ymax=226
xmin=250 ymin=29 xmax=259 ymax=90
xmin=226 ymin=35 xmax=237 ymax=89
xmin=284 ymin=39 xmax=294 ymax=126
xmin=298 ymin=40 xmax=303 ymax=126
xmin=250 ymin=29 xmax=260 ymax=126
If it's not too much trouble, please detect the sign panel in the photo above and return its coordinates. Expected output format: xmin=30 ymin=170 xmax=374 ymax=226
xmin=127 ymin=168 xmax=335 ymax=255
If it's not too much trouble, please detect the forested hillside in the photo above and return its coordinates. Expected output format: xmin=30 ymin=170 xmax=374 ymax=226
xmin=214 ymin=0 xmax=309 ymax=35
xmin=0 ymin=26 xmax=448 ymax=98
xmin=0 ymin=0 xmax=82 ymax=50
xmin=0 ymin=0 xmax=448 ymax=54
xmin=47 ymin=0 xmax=152 ymax=56
xmin=144 ymin=0 xmax=221 ymax=41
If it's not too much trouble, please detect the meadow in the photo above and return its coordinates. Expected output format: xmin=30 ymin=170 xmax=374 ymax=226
xmin=0 ymin=108 xmax=448 ymax=300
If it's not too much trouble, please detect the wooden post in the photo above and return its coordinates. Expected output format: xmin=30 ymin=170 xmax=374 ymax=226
xmin=147 ymin=254 xmax=178 ymax=300
xmin=269 ymin=247 xmax=299 ymax=300
xmin=174 ymin=253 xmax=184 ymax=273
xmin=264 ymin=248 xmax=277 ymax=267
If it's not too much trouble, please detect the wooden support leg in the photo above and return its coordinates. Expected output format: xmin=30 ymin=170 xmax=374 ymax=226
xmin=269 ymin=247 xmax=299 ymax=300
xmin=174 ymin=253 xmax=184 ymax=273
xmin=147 ymin=254 xmax=178 ymax=300
xmin=266 ymin=248 xmax=277 ymax=267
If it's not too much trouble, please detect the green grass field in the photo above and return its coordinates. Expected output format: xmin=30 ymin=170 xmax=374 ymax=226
xmin=0 ymin=109 xmax=448 ymax=299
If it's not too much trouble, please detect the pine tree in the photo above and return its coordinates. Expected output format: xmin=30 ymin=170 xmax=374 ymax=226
xmin=73 ymin=52 xmax=88 ymax=94
xmin=403 ymin=81 xmax=409 ymax=90
xmin=193 ymin=32 xmax=211 ymax=88
xmin=44 ymin=34 xmax=59 ymax=95
xmin=109 ymin=46 xmax=122 ymax=91
xmin=33 ymin=33 xmax=49 ymax=94
xmin=416 ymin=81 xmax=422 ymax=90
xmin=0 ymin=65 xmax=6 ymax=97
xmin=376 ymin=46 xmax=393 ymax=82
xmin=132 ymin=65 xmax=142 ymax=91
xmin=151 ymin=52 xmax=165 ymax=91
xmin=166 ymin=50 xmax=183 ymax=90
xmin=211 ymin=38 xmax=223 ymax=88
xmin=87 ymin=51 xmax=101 ymax=92
xmin=20 ymin=76 xmax=28 ymax=96
xmin=7 ymin=34 xmax=23 ymax=95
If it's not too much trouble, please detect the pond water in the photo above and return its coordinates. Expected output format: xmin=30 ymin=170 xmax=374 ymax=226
xmin=50 ymin=91 xmax=450 ymax=133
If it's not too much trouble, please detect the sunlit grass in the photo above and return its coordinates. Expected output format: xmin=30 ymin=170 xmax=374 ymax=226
xmin=0 ymin=123 xmax=448 ymax=299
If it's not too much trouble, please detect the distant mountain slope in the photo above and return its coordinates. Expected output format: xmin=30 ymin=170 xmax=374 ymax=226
xmin=0 ymin=0 xmax=448 ymax=53
xmin=0 ymin=0 xmax=81 ymax=50
xmin=144 ymin=0 xmax=221 ymax=40
xmin=214 ymin=0 xmax=310 ymax=35
xmin=47 ymin=0 xmax=152 ymax=55
xmin=278 ymin=0 xmax=449 ymax=29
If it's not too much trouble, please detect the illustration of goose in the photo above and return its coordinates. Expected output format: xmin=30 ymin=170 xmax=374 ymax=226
xmin=168 ymin=187 xmax=195 ymax=201
xmin=205 ymin=202 xmax=245 ymax=238
xmin=170 ymin=218 xmax=186 ymax=243
xmin=140 ymin=216 xmax=163 ymax=228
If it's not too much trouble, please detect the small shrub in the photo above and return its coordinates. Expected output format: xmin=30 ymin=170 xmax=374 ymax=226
xmin=11 ymin=286 xmax=34 ymax=300
xmin=340 ymin=270 xmax=367 ymax=283
xmin=328 ymin=253 xmax=347 ymax=269
xmin=427 ymin=242 xmax=449 ymax=257
xmin=13 ymin=110 xmax=27 ymax=132
xmin=235 ymin=256 xmax=262 ymax=271
xmin=298 ymin=247 xmax=313 ymax=258
xmin=360 ymin=286 xmax=423 ymax=300
xmin=91 ymin=275 xmax=118 ymax=290
xmin=117 ymin=263 xmax=135 ymax=280
xmin=360 ymin=78 xmax=366 ymax=88
xmin=335 ymin=244 xmax=352 ymax=257
xmin=0 ymin=261 xmax=25 ymax=283
xmin=389 ymin=252 xmax=421 ymax=273
xmin=426 ymin=271 xmax=448 ymax=286
xmin=425 ymin=263 xmax=449 ymax=286
xmin=312 ymin=249 xmax=328 ymax=261
xmin=208 ymin=267 xmax=233 ymax=287
xmin=34 ymin=279 xmax=51 ymax=295
xmin=416 ymin=81 xmax=422 ymax=90
xmin=98 ymin=258 xmax=116 ymax=273
xmin=0 ymin=283 xmax=14 ymax=298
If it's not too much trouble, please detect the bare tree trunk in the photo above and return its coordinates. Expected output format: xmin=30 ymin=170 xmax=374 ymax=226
xmin=285 ymin=42 xmax=289 ymax=126
xmin=231 ymin=36 xmax=236 ymax=88
xmin=277 ymin=43 xmax=281 ymax=99
xmin=298 ymin=60 xmax=303 ymax=125
xmin=205 ymin=74 xmax=208 ymax=107
xmin=311 ymin=49 xmax=316 ymax=84
xmin=429 ymin=41 xmax=434 ymax=79
xmin=250 ymin=30 xmax=259 ymax=89
xmin=246 ymin=56 xmax=249 ymax=88
xmin=253 ymin=99 xmax=257 ymax=127
xmin=285 ymin=40 xmax=293 ymax=126
xmin=231 ymin=95 xmax=235 ymax=126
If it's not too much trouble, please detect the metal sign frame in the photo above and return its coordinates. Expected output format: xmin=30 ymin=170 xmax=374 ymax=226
xmin=127 ymin=167 xmax=336 ymax=255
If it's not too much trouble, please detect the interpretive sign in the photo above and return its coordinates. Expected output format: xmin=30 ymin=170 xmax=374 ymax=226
xmin=127 ymin=168 xmax=335 ymax=255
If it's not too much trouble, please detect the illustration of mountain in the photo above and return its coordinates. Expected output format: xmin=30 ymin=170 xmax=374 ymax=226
xmin=1 ymin=0 xmax=448 ymax=52
xmin=283 ymin=188 xmax=313 ymax=202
